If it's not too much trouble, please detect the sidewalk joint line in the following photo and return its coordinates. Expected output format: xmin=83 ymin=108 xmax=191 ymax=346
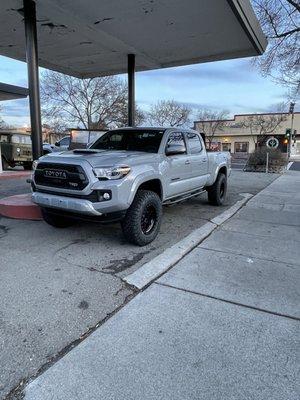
xmin=155 ymin=282 xmax=300 ymax=322
xmin=219 ymin=226 xmax=300 ymax=242
xmin=229 ymin=216 xmax=300 ymax=228
xmin=198 ymin=246 xmax=300 ymax=268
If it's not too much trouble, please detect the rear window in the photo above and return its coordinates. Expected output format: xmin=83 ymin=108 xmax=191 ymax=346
xmin=187 ymin=132 xmax=202 ymax=154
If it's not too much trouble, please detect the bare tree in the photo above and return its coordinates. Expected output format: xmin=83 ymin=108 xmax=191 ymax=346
xmin=41 ymin=70 xmax=145 ymax=129
xmin=242 ymin=106 xmax=287 ymax=144
xmin=147 ymin=100 xmax=191 ymax=127
xmin=252 ymin=0 xmax=300 ymax=95
xmin=195 ymin=109 xmax=229 ymax=149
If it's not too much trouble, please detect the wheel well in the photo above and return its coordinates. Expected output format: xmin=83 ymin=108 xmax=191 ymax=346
xmin=138 ymin=179 xmax=163 ymax=199
xmin=218 ymin=166 xmax=227 ymax=177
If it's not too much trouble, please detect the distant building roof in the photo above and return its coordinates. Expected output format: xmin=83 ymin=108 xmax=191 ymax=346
xmin=194 ymin=112 xmax=300 ymax=124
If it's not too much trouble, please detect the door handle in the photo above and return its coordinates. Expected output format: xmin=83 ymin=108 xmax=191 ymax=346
xmin=185 ymin=160 xmax=190 ymax=165
xmin=202 ymin=158 xmax=207 ymax=162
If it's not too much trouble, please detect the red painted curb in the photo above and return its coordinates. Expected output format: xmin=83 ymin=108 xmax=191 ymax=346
xmin=0 ymin=193 xmax=42 ymax=220
xmin=0 ymin=171 xmax=31 ymax=181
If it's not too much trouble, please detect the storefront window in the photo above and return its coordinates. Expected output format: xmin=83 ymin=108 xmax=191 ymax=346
xmin=222 ymin=142 xmax=231 ymax=152
xmin=234 ymin=142 xmax=249 ymax=153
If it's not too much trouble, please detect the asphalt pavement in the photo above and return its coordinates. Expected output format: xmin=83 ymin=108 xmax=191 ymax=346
xmin=21 ymin=170 xmax=300 ymax=400
xmin=0 ymin=171 xmax=279 ymax=399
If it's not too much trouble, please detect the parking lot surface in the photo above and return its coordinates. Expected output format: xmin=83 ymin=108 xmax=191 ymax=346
xmin=0 ymin=170 xmax=278 ymax=398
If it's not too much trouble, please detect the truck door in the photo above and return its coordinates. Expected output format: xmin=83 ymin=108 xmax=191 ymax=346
xmin=185 ymin=132 xmax=209 ymax=189
xmin=164 ymin=131 xmax=193 ymax=198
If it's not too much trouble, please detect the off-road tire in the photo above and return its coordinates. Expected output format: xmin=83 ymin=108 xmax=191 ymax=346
xmin=121 ymin=190 xmax=162 ymax=246
xmin=41 ymin=208 xmax=74 ymax=228
xmin=207 ymin=173 xmax=227 ymax=206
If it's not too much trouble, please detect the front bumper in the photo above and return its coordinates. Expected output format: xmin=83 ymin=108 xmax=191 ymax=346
xmin=32 ymin=192 xmax=103 ymax=216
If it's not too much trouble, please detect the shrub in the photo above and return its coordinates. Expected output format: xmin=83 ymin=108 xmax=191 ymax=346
xmin=247 ymin=147 xmax=287 ymax=167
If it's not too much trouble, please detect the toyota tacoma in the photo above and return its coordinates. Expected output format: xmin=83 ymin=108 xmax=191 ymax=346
xmin=31 ymin=127 xmax=231 ymax=246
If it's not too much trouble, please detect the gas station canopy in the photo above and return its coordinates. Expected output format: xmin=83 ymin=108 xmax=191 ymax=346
xmin=0 ymin=0 xmax=267 ymax=78
xmin=0 ymin=82 xmax=28 ymax=101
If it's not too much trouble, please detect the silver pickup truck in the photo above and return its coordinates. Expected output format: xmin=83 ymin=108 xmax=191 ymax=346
xmin=31 ymin=127 xmax=231 ymax=246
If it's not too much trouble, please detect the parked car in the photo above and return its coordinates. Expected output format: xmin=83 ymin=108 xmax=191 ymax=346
xmin=31 ymin=127 xmax=231 ymax=245
xmin=43 ymin=136 xmax=70 ymax=155
xmin=43 ymin=142 xmax=54 ymax=155
xmin=0 ymin=132 xmax=32 ymax=170
xmin=53 ymin=136 xmax=70 ymax=152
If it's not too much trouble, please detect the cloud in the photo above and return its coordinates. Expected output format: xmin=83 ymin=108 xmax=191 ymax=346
xmin=1 ymin=98 xmax=29 ymax=118
xmin=139 ymin=59 xmax=257 ymax=84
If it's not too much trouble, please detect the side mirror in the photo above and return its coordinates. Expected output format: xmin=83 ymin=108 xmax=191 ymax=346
xmin=55 ymin=141 xmax=60 ymax=147
xmin=166 ymin=144 xmax=186 ymax=156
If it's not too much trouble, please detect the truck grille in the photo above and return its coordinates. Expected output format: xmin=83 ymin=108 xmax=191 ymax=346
xmin=34 ymin=162 xmax=89 ymax=190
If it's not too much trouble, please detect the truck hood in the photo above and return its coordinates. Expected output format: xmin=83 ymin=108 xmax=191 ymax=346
xmin=40 ymin=149 xmax=160 ymax=167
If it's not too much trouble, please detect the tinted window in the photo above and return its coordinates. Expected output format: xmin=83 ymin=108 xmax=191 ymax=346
xmin=187 ymin=132 xmax=202 ymax=154
xmin=0 ymin=135 xmax=9 ymax=143
xmin=91 ymin=129 xmax=165 ymax=153
xmin=60 ymin=137 xmax=70 ymax=145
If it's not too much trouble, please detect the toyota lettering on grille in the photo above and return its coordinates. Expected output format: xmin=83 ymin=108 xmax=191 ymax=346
xmin=44 ymin=169 xmax=67 ymax=179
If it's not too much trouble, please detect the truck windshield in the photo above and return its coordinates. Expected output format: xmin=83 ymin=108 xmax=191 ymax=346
xmin=11 ymin=135 xmax=32 ymax=144
xmin=91 ymin=129 xmax=165 ymax=153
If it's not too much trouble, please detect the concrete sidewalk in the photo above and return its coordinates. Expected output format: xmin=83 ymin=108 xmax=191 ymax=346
xmin=22 ymin=171 xmax=300 ymax=400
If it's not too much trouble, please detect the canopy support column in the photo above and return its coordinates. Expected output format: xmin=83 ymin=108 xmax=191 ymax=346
xmin=127 ymin=54 xmax=135 ymax=127
xmin=23 ymin=0 xmax=42 ymax=160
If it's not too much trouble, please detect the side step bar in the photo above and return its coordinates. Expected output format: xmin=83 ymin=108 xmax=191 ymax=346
xmin=163 ymin=188 xmax=206 ymax=205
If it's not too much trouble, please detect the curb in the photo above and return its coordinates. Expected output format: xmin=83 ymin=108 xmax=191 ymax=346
xmin=123 ymin=193 xmax=253 ymax=290
xmin=0 ymin=193 xmax=42 ymax=220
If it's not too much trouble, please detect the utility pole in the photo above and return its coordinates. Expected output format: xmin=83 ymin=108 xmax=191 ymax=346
xmin=289 ymin=101 xmax=295 ymax=157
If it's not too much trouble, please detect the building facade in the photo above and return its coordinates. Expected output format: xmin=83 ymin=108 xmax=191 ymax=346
xmin=194 ymin=112 xmax=300 ymax=155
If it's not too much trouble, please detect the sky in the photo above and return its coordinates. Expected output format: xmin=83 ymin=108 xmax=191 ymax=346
xmin=0 ymin=54 xmax=291 ymax=127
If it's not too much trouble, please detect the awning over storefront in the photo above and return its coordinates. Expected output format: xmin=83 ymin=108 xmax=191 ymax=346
xmin=0 ymin=82 xmax=28 ymax=101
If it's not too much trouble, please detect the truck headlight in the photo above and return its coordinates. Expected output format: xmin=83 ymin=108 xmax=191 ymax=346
xmin=93 ymin=165 xmax=131 ymax=180
xmin=32 ymin=160 xmax=39 ymax=170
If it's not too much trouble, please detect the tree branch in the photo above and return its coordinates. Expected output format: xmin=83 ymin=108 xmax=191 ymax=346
xmin=269 ymin=27 xmax=300 ymax=38
xmin=286 ymin=0 xmax=300 ymax=13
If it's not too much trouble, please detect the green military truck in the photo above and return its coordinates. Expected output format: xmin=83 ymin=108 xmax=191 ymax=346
xmin=0 ymin=132 xmax=32 ymax=170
